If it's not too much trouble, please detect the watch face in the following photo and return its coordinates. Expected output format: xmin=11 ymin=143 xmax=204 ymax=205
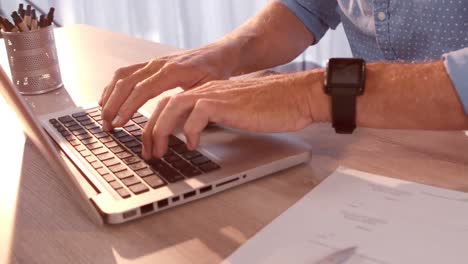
xmin=329 ymin=59 xmax=364 ymax=86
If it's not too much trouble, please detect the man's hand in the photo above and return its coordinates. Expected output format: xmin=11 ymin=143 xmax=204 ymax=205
xmin=99 ymin=1 xmax=314 ymax=132
xmin=99 ymin=42 xmax=239 ymax=131
xmin=141 ymin=71 xmax=327 ymax=159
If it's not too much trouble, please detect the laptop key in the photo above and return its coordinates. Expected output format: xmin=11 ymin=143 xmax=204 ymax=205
xmin=116 ymin=188 xmax=131 ymax=198
xmin=79 ymin=119 xmax=94 ymax=126
xmin=191 ymin=156 xmax=210 ymax=165
xmin=109 ymin=146 xmax=125 ymax=153
xmin=69 ymin=139 xmax=80 ymax=146
xmin=135 ymin=168 xmax=154 ymax=177
xmin=74 ymin=144 xmax=86 ymax=152
xmin=92 ymin=115 xmax=103 ymax=121
xmin=132 ymin=112 xmax=143 ymax=119
xmin=118 ymin=135 xmax=134 ymax=143
xmin=124 ymin=140 xmax=141 ymax=148
xmin=91 ymin=161 xmax=102 ymax=169
xmin=96 ymin=152 xmax=113 ymax=161
xmin=150 ymin=160 xmax=184 ymax=182
xmin=181 ymin=167 xmax=202 ymax=178
xmin=103 ymin=158 xmax=120 ymax=167
xmin=94 ymin=132 xmax=108 ymax=138
xmin=109 ymin=181 xmax=122 ymax=190
xmin=182 ymin=151 xmax=202 ymax=160
xmin=86 ymin=142 xmax=101 ymax=150
xmin=60 ymin=131 xmax=71 ymax=137
xmin=168 ymin=135 xmax=184 ymax=147
xmin=102 ymin=174 xmax=114 ymax=182
xmin=132 ymin=116 xmax=147 ymax=124
xmin=99 ymin=136 xmax=113 ymax=143
xmin=58 ymin=116 xmax=74 ymax=123
xmin=104 ymin=141 xmax=119 ymax=148
xmin=72 ymin=112 xmax=87 ymax=118
xmin=81 ymin=137 xmax=97 ymax=145
xmin=130 ymin=145 xmax=142 ymax=156
xmin=76 ymin=133 xmax=92 ymax=140
xmin=80 ymin=150 xmax=92 ymax=157
xmin=115 ymin=169 xmax=133 ymax=179
xmin=63 ymin=121 xmax=78 ymax=127
xmin=128 ymin=161 xmax=147 ymax=171
xmin=128 ymin=183 xmax=149 ymax=194
xmin=116 ymin=151 xmax=133 ymax=159
xmin=68 ymin=124 xmax=82 ymax=131
xmin=172 ymin=160 xmax=191 ymax=170
xmin=121 ymin=176 xmax=141 ymax=187
xmin=85 ymin=155 xmax=96 ymax=163
xmin=97 ymin=167 xmax=108 ymax=175
xmin=172 ymin=144 xmax=189 ymax=154
xmin=74 ymin=116 xmax=90 ymax=122
xmin=108 ymin=163 xmax=127 ymax=173
xmin=198 ymin=162 xmax=221 ymax=173
xmin=91 ymin=147 xmax=107 ymax=155
xmin=139 ymin=121 xmax=148 ymax=128
xmin=122 ymin=156 xmax=140 ymax=165
xmin=124 ymin=124 xmax=139 ymax=132
xmin=142 ymin=175 xmax=165 ymax=189
xmin=112 ymin=130 xmax=129 ymax=138
xmin=84 ymin=123 xmax=99 ymax=130
xmin=129 ymin=129 xmax=142 ymax=136
xmin=89 ymin=127 xmax=104 ymax=134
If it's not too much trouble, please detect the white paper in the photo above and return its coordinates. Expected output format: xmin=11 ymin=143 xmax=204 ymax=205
xmin=223 ymin=167 xmax=468 ymax=264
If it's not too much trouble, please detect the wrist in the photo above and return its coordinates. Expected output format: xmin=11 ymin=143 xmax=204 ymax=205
xmin=300 ymin=69 xmax=331 ymax=123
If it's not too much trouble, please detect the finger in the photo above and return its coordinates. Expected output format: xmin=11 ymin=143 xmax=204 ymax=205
xmin=111 ymin=65 xmax=183 ymax=128
xmin=152 ymin=94 xmax=197 ymax=158
xmin=101 ymin=60 xmax=165 ymax=130
xmin=99 ymin=62 xmax=146 ymax=107
xmin=141 ymin=96 xmax=170 ymax=160
xmin=183 ymin=99 xmax=228 ymax=150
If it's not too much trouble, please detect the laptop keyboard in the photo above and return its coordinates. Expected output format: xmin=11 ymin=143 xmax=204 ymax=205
xmin=48 ymin=107 xmax=220 ymax=199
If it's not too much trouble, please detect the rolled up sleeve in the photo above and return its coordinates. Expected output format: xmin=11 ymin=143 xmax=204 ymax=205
xmin=278 ymin=0 xmax=341 ymax=44
xmin=443 ymin=47 xmax=468 ymax=114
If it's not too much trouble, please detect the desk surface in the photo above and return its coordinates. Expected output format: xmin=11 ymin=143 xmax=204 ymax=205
xmin=1 ymin=24 xmax=467 ymax=264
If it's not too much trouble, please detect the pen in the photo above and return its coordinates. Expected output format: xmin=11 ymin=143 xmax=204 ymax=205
xmin=31 ymin=10 xmax=38 ymax=30
xmin=11 ymin=11 xmax=29 ymax=32
xmin=1 ymin=16 xmax=19 ymax=33
xmin=46 ymin=7 xmax=55 ymax=26
xmin=18 ymin=4 xmax=25 ymax=18
xmin=24 ymin=5 xmax=32 ymax=29
xmin=0 ymin=16 xmax=4 ymax=31
xmin=314 ymin=247 xmax=357 ymax=264
xmin=39 ymin=14 xmax=46 ymax=28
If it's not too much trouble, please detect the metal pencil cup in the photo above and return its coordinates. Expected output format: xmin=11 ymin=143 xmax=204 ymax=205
xmin=3 ymin=26 xmax=63 ymax=95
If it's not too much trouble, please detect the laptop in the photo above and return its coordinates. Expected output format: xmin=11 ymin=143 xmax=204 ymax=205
xmin=0 ymin=66 xmax=310 ymax=224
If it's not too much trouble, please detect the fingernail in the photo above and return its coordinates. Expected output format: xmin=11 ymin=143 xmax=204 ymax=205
xmin=112 ymin=115 xmax=122 ymax=127
xmin=98 ymin=97 xmax=102 ymax=106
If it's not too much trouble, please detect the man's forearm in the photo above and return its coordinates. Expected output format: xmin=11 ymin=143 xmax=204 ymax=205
xmin=309 ymin=61 xmax=468 ymax=130
xmin=218 ymin=1 xmax=314 ymax=75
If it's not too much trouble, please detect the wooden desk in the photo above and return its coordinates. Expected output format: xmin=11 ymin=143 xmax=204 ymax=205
xmin=1 ymin=25 xmax=467 ymax=264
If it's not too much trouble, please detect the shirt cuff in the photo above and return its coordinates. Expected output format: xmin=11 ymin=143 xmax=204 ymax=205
xmin=443 ymin=47 xmax=468 ymax=114
xmin=278 ymin=0 xmax=339 ymax=44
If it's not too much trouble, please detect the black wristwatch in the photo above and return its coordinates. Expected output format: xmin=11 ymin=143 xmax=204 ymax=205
xmin=324 ymin=58 xmax=366 ymax=134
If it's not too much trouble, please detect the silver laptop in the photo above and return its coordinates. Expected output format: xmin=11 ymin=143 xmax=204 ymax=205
xmin=0 ymin=66 xmax=310 ymax=224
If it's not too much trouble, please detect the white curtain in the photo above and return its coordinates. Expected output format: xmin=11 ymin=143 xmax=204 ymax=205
xmin=2 ymin=0 xmax=352 ymax=66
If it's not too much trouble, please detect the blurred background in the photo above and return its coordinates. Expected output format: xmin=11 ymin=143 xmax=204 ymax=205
xmin=0 ymin=0 xmax=352 ymax=68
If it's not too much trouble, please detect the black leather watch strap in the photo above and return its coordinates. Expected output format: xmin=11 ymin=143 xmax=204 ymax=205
xmin=331 ymin=93 xmax=356 ymax=134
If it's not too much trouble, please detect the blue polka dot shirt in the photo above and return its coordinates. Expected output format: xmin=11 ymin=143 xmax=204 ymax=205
xmin=279 ymin=0 xmax=468 ymax=113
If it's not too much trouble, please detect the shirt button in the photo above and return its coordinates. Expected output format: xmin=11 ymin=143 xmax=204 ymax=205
xmin=378 ymin=11 xmax=386 ymax=21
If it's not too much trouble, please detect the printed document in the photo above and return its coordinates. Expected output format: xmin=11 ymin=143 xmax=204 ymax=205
xmin=223 ymin=167 xmax=468 ymax=264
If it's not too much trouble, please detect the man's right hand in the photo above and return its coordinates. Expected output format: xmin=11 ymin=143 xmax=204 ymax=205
xmin=99 ymin=42 xmax=239 ymax=131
